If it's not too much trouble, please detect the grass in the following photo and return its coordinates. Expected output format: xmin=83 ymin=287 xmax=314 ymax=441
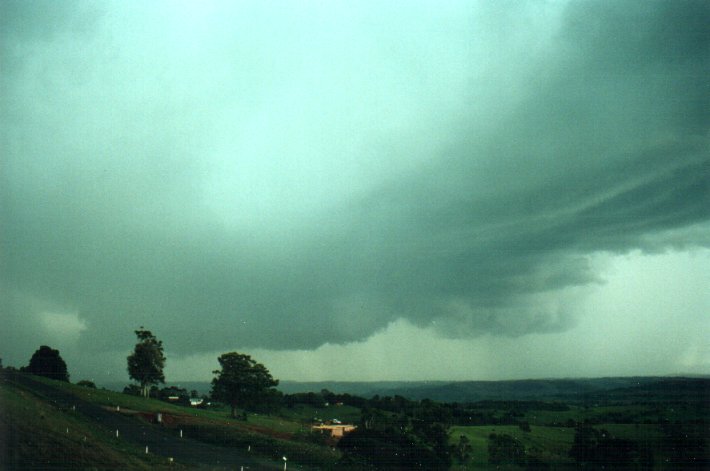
xmin=10 ymin=374 xmax=704 ymax=469
xmin=449 ymin=422 xmax=707 ymax=470
xmin=2 ymin=374 xmax=340 ymax=468
xmin=31 ymin=375 xmax=310 ymax=430
xmin=450 ymin=424 xmax=576 ymax=468
xmin=0 ymin=377 xmax=178 ymax=469
xmin=179 ymin=422 xmax=341 ymax=468
xmin=9 ymin=377 xmax=352 ymax=469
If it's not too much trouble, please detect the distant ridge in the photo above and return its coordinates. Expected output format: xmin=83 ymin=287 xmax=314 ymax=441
xmin=100 ymin=376 xmax=709 ymax=403
xmin=278 ymin=377 xmax=709 ymax=403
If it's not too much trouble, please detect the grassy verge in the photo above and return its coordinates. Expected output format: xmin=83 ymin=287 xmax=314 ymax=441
xmin=19 ymin=374 xmax=340 ymax=468
xmin=0 ymin=377 xmax=179 ymax=469
xmin=180 ymin=422 xmax=340 ymax=468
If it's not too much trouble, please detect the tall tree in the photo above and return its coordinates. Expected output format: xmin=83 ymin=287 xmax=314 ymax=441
xmin=24 ymin=345 xmax=69 ymax=381
xmin=127 ymin=327 xmax=165 ymax=398
xmin=211 ymin=352 xmax=278 ymax=418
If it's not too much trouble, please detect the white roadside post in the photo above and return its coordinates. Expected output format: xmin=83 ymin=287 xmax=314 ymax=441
xmin=283 ymin=456 xmax=287 ymax=470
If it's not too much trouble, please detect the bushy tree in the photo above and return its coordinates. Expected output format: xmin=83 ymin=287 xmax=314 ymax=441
xmin=211 ymin=352 xmax=278 ymax=418
xmin=127 ymin=327 xmax=165 ymax=397
xmin=23 ymin=345 xmax=69 ymax=381
xmin=455 ymin=435 xmax=473 ymax=464
xmin=488 ymin=433 xmax=525 ymax=466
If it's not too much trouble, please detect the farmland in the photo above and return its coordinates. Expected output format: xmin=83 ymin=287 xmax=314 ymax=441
xmin=1 ymin=369 xmax=707 ymax=469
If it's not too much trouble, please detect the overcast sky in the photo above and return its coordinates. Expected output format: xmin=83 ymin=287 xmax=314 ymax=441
xmin=1 ymin=0 xmax=708 ymax=385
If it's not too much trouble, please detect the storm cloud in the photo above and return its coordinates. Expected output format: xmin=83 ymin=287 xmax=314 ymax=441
xmin=2 ymin=1 xmax=708 ymax=367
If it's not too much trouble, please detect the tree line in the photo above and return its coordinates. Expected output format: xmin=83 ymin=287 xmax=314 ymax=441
xmin=5 ymin=327 xmax=279 ymax=420
xmin=126 ymin=327 xmax=278 ymax=418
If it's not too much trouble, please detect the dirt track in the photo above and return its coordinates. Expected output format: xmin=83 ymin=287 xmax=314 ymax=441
xmin=2 ymin=372 xmax=291 ymax=470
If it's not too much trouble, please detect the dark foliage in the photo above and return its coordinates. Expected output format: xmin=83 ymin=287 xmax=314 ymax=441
xmin=570 ymin=424 xmax=657 ymax=470
xmin=23 ymin=345 xmax=69 ymax=382
xmin=454 ymin=434 xmax=472 ymax=463
xmin=337 ymin=428 xmax=449 ymax=470
xmin=211 ymin=352 xmax=279 ymax=418
xmin=126 ymin=328 xmax=165 ymax=397
xmin=284 ymin=391 xmax=328 ymax=408
xmin=660 ymin=423 xmax=709 ymax=470
xmin=488 ymin=433 xmax=526 ymax=466
xmin=76 ymin=380 xmax=96 ymax=388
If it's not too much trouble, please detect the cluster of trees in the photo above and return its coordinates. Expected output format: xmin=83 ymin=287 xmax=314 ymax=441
xmin=125 ymin=328 xmax=279 ymax=418
xmin=487 ymin=433 xmax=526 ymax=466
xmin=333 ymin=397 xmax=452 ymax=468
xmin=10 ymin=328 xmax=281 ymax=423
xmin=570 ymin=423 xmax=654 ymax=469
xmin=211 ymin=352 xmax=279 ymax=417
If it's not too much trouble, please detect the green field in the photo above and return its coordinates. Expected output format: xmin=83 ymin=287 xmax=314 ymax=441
xmin=450 ymin=425 xmax=576 ymax=468
xmin=2 ymin=372 xmax=707 ymax=469
xmin=449 ymin=421 xmax=708 ymax=470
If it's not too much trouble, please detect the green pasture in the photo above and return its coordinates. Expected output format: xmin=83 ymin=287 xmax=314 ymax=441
xmin=450 ymin=424 xmax=576 ymax=468
xmin=450 ymin=422 xmax=704 ymax=470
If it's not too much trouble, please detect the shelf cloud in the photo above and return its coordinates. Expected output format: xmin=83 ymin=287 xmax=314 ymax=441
xmin=1 ymin=1 xmax=708 ymax=376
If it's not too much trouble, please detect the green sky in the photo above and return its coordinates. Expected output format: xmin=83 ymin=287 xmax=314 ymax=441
xmin=1 ymin=0 xmax=708 ymax=384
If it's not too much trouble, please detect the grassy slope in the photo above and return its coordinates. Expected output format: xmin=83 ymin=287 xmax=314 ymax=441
xmin=30 ymin=375 xmax=307 ymax=433
xmin=0 ymin=377 xmax=176 ymax=469
xmin=3 ymin=373 xmax=342 ymax=468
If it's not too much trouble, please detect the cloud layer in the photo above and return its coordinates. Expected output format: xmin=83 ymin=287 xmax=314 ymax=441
xmin=2 ymin=1 xmax=708 ymax=365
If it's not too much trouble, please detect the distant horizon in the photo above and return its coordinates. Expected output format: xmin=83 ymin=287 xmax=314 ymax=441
xmin=97 ymin=372 xmax=710 ymax=389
